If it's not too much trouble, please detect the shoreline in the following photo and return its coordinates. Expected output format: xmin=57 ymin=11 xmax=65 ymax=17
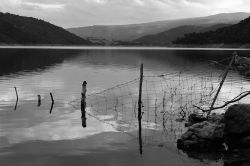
xmin=1 ymin=45 xmax=250 ymax=50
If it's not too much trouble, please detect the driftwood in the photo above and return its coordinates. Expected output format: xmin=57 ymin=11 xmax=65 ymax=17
xmin=194 ymin=91 xmax=250 ymax=113
xmin=208 ymin=54 xmax=236 ymax=116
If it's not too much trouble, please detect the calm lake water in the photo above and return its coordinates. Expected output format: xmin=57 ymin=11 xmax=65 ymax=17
xmin=1 ymin=47 xmax=250 ymax=166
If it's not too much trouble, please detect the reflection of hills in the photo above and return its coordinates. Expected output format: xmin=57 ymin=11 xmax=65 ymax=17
xmin=2 ymin=48 xmax=250 ymax=78
xmin=68 ymin=49 xmax=250 ymax=73
xmin=68 ymin=49 xmax=198 ymax=72
xmin=0 ymin=49 xmax=82 ymax=77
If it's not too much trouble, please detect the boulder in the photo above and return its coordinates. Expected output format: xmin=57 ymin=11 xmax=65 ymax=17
xmin=187 ymin=113 xmax=207 ymax=125
xmin=177 ymin=121 xmax=225 ymax=151
xmin=185 ymin=113 xmax=207 ymax=127
xmin=178 ymin=104 xmax=250 ymax=152
xmin=240 ymin=136 xmax=250 ymax=147
xmin=226 ymin=135 xmax=250 ymax=149
xmin=185 ymin=113 xmax=224 ymax=127
xmin=224 ymin=104 xmax=250 ymax=136
xmin=189 ymin=121 xmax=225 ymax=140
xmin=208 ymin=114 xmax=224 ymax=124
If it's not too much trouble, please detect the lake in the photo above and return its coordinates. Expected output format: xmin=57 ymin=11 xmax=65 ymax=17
xmin=1 ymin=47 xmax=250 ymax=166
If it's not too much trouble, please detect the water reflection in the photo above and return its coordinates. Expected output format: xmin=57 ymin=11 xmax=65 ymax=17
xmin=0 ymin=103 xmax=117 ymax=146
xmin=2 ymin=48 xmax=250 ymax=78
xmin=1 ymin=48 xmax=250 ymax=166
xmin=181 ymin=149 xmax=250 ymax=166
xmin=0 ymin=49 xmax=81 ymax=78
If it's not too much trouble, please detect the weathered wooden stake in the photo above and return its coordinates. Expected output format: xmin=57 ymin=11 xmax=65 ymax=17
xmin=49 ymin=92 xmax=54 ymax=114
xmin=37 ymin=95 xmax=41 ymax=107
xmin=81 ymin=81 xmax=87 ymax=128
xmin=154 ymin=98 xmax=157 ymax=124
xmin=138 ymin=64 xmax=143 ymax=155
xmin=14 ymin=87 xmax=18 ymax=110
xmin=208 ymin=53 xmax=236 ymax=116
xmin=162 ymin=92 xmax=166 ymax=130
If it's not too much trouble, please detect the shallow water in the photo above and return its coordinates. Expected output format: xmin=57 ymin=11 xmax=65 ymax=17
xmin=1 ymin=47 xmax=250 ymax=166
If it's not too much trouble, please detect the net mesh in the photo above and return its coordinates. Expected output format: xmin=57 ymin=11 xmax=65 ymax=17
xmin=2 ymin=67 xmax=250 ymax=147
xmin=78 ymin=70 xmax=250 ymax=145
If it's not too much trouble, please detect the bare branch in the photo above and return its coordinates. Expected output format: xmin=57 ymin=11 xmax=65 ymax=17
xmin=193 ymin=91 xmax=250 ymax=113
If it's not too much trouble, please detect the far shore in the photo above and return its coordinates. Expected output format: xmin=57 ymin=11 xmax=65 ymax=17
xmin=1 ymin=45 xmax=250 ymax=51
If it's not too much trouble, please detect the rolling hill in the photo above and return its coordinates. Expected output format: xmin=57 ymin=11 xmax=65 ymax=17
xmin=67 ymin=12 xmax=250 ymax=43
xmin=133 ymin=24 xmax=230 ymax=46
xmin=0 ymin=12 xmax=92 ymax=45
xmin=173 ymin=16 xmax=250 ymax=46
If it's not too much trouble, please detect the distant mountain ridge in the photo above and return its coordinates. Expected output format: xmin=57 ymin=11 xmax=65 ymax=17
xmin=0 ymin=12 xmax=92 ymax=45
xmin=133 ymin=24 xmax=231 ymax=46
xmin=173 ymin=16 xmax=250 ymax=46
xmin=67 ymin=12 xmax=250 ymax=43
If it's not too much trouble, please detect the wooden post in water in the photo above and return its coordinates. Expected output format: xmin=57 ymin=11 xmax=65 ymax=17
xmin=138 ymin=64 xmax=143 ymax=155
xmin=14 ymin=87 xmax=18 ymax=110
xmin=37 ymin=95 xmax=41 ymax=107
xmin=81 ymin=81 xmax=87 ymax=128
xmin=49 ymin=92 xmax=54 ymax=114
xmin=208 ymin=53 xmax=236 ymax=116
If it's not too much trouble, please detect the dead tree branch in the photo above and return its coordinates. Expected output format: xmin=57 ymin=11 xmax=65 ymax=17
xmin=193 ymin=91 xmax=250 ymax=113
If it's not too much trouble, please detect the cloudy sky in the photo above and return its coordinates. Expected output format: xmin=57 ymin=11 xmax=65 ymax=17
xmin=1 ymin=0 xmax=250 ymax=28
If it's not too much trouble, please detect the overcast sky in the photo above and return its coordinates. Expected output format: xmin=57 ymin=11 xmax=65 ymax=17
xmin=1 ymin=0 xmax=250 ymax=28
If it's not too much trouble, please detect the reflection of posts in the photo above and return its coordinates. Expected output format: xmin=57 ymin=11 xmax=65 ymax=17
xmin=49 ymin=92 xmax=54 ymax=114
xmin=81 ymin=81 xmax=87 ymax=128
xmin=37 ymin=95 xmax=41 ymax=107
xmin=14 ymin=87 xmax=18 ymax=110
xmin=138 ymin=64 xmax=143 ymax=155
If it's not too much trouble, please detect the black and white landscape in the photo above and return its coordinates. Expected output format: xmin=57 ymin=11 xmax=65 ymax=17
xmin=1 ymin=1 xmax=250 ymax=166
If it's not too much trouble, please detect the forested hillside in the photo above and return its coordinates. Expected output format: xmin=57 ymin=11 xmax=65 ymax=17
xmin=0 ymin=12 xmax=92 ymax=45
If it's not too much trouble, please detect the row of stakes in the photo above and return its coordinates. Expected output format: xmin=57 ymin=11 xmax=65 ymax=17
xmin=14 ymin=82 xmax=86 ymax=128
xmin=13 ymin=86 xmax=55 ymax=113
xmin=12 ymin=66 xmax=144 ymax=154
